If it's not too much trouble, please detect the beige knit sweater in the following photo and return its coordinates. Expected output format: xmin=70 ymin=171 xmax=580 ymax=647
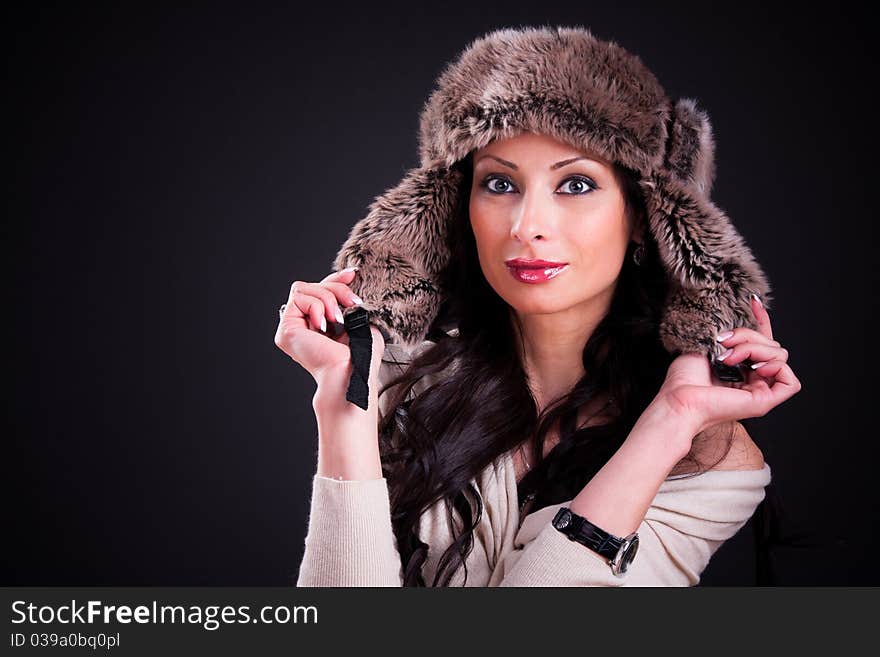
xmin=295 ymin=341 xmax=772 ymax=587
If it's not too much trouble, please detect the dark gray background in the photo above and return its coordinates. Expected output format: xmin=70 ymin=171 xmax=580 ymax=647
xmin=7 ymin=1 xmax=877 ymax=585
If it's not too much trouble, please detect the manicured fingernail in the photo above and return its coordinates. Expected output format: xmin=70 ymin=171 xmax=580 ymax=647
xmin=752 ymin=293 xmax=763 ymax=307
xmin=320 ymin=316 xmax=327 ymax=332
xmin=351 ymin=294 xmax=364 ymax=305
xmin=751 ymin=361 xmax=768 ymax=369
xmin=717 ymin=348 xmax=733 ymax=361
xmin=334 ymin=306 xmax=344 ymax=323
xmin=716 ymin=330 xmax=734 ymax=342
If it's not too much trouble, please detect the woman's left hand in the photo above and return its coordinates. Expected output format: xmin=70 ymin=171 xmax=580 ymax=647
xmin=654 ymin=294 xmax=802 ymax=436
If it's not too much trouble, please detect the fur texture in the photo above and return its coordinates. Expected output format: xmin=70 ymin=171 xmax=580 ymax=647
xmin=332 ymin=25 xmax=772 ymax=367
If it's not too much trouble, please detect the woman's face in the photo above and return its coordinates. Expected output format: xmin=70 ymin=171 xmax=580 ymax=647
xmin=469 ymin=131 xmax=636 ymax=319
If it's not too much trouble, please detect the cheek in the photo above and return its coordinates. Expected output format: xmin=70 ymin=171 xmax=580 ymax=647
xmin=565 ymin=210 xmax=629 ymax=268
xmin=469 ymin=202 xmax=504 ymax=247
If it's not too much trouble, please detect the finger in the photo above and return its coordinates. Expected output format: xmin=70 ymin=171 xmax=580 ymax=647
xmin=320 ymin=266 xmax=359 ymax=285
xmin=303 ymin=282 xmax=363 ymax=324
xmin=715 ymin=326 xmax=781 ymax=349
xmin=745 ymin=359 xmax=802 ymax=406
xmin=750 ymin=294 xmax=774 ymax=341
xmin=297 ymin=280 xmax=363 ymax=326
xmin=281 ymin=281 xmax=309 ymax=324
xmin=292 ymin=290 xmax=329 ymax=333
xmin=277 ymin=302 xmax=308 ymax=333
xmin=321 ymin=281 xmax=364 ymax=310
xmin=715 ymin=341 xmax=789 ymax=368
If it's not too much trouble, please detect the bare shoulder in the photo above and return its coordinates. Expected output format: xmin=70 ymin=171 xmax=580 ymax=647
xmin=728 ymin=422 xmax=766 ymax=470
xmin=676 ymin=420 xmax=766 ymax=474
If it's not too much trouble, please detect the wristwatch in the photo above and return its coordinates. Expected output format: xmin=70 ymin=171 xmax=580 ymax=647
xmin=552 ymin=507 xmax=639 ymax=577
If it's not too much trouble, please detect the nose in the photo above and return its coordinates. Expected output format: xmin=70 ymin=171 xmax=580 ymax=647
xmin=510 ymin=193 xmax=554 ymax=243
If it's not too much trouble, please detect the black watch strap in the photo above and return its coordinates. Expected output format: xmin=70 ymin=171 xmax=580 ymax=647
xmin=552 ymin=507 xmax=624 ymax=559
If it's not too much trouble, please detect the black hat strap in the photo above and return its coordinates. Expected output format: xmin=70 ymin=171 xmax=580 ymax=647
xmin=343 ymin=305 xmax=372 ymax=410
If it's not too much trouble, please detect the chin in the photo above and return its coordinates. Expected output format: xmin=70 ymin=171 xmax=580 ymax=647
xmin=488 ymin=270 xmax=579 ymax=313
xmin=505 ymin=291 xmax=573 ymax=316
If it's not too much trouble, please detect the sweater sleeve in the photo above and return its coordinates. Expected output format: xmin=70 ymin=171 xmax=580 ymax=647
xmin=295 ymin=475 xmax=404 ymax=586
xmin=494 ymin=463 xmax=772 ymax=587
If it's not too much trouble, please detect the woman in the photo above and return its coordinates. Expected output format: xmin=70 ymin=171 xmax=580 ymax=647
xmin=275 ymin=26 xmax=801 ymax=586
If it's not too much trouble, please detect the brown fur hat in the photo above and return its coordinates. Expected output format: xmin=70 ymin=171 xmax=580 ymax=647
xmin=332 ymin=25 xmax=772 ymax=390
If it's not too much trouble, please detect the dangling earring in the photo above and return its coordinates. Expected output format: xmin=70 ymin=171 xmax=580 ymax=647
xmin=632 ymin=242 xmax=645 ymax=266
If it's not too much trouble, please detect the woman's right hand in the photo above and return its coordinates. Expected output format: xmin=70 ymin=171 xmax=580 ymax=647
xmin=274 ymin=267 xmax=385 ymax=387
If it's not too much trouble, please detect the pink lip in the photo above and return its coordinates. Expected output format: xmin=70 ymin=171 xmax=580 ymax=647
xmin=506 ymin=263 xmax=568 ymax=284
xmin=505 ymin=258 xmax=568 ymax=268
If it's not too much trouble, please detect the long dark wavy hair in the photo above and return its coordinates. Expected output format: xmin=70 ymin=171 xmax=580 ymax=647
xmin=375 ymin=150 xmax=737 ymax=587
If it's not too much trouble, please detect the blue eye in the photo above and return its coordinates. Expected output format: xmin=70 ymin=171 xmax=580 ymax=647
xmin=558 ymin=176 xmax=597 ymax=195
xmin=482 ymin=176 xmax=514 ymax=193
xmin=479 ymin=174 xmax=596 ymax=195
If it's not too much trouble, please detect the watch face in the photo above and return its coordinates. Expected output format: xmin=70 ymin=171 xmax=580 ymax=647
xmin=621 ymin=536 xmax=640 ymax=573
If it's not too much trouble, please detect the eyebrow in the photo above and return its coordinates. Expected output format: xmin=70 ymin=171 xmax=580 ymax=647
xmin=475 ymin=154 xmax=600 ymax=170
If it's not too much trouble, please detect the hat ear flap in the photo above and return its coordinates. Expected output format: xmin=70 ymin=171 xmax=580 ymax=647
xmin=641 ymin=99 xmax=773 ymax=369
xmin=332 ymin=165 xmax=463 ymax=351
xmin=665 ymin=97 xmax=717 ymax=196
xmin=644 ymin=172 xmax=774 ymax=368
